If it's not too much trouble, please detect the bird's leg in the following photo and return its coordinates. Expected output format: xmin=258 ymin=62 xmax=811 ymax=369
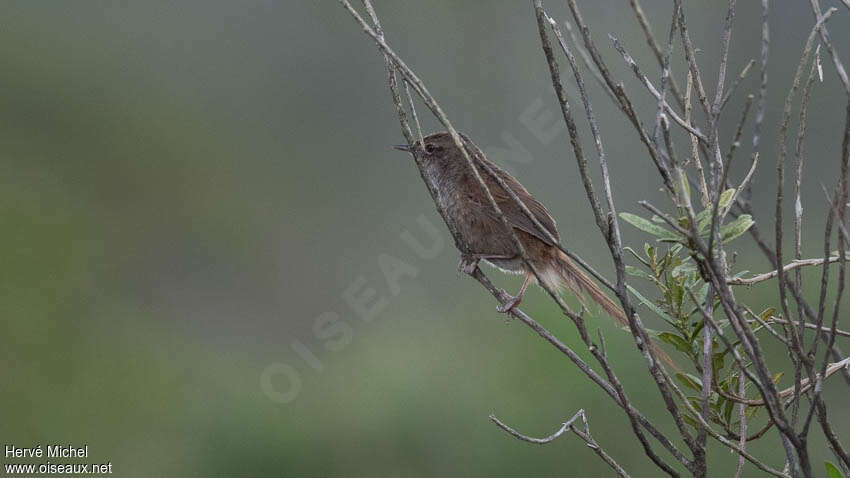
xmin=497 ymin=271 xmax=533 ymax=313
xmin=457 ymin=253 xmax=514 ymax=275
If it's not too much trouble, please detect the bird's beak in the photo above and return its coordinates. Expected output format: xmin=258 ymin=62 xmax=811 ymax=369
xmin=393 ymin=143 xmax=413 ymax=152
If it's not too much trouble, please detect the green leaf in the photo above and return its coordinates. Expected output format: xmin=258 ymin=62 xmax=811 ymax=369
xmin=723 ymin=393 xmax=734 ymax=424
xmin=695 ymin=281 xmax=710 ymax=304
xmin=644 ymin=243 xmax=654 ymax=259
xmin=620 ymin=212 xmax=680 ymax=240
xmin=718 ymin=188 xmax=736 ymax=209
xmin=642 ymin=327 xmax=662 ymax=339
xmin=625 ymin=265 xmax=653 ymax=280
xmin=694 ymin=191 xmax=736 ymax=232
xmin=825 ymin=461 xmax=844 ymax=478
xmin=672 ymin=278 xmax=685 ymax=310
xmin=690 ymin=320 xmax=706 ymax=343
xmin=628 ymin=285 xmax=677 ymax=325
xmin=711 ymin=394 xmax=723 ymax=414
xmin=675 ymin=372 xmax=702 ymax=391
xmin=712 ymin=352 xmax=725 ymax=373
xmin=660 ymin=332 xmax=692 ymax=354
xmin=687 ymin=396 xmax=703 ymax=410
xmin=682 ymin=413 xmax=700 ymax=429
xmin=759 ymin=307 xmax=776 ymax=321
xmin=695 ymin=208 xmax=713 ymax=232
xmin=720 ymin=214 xmax=754 ymax=243
xmin=746 ymin=405 xmax=759 ymax=420
xmin=671 ymin=259 xmax=698 ymax=278
xmin=624 ymin=246 xmax=650 ymax=267
xmin=658 ymin=236 xmax=684 ymax=243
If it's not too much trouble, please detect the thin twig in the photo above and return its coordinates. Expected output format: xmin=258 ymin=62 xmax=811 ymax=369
xmin=652 ymin=3 xmax=680 ymax=151
xmin=728 ymin=256 xmax=846 ymax=285
xmin=685 ymin=72 xmax=710 ymax=207
xmin=403 ymin=80 xmax=425 ymax=146
xmin=792 ymin=58 xmax=820 ymax=424
xmin=628 ymin=0 xmax=686 ymax=111
xmin=746 ymin=306 xmax=791 ymax=347
xmin=490 ymin=410 xmax=580 ymax=445
xmin=720 ymin=59 xmax=756 ymax=111
xmin=746 ymin=0 xmax=769 ymax=204
xmin=609 ymin=35 xmax=709 ymax=146
xmin=734 ymin=366 xmax=748 ymax=478
xmin=543 ymin=13 xmax=608 ymax=239
xmin=810 ymin=0 xmax=850 ymax=95
xmin=696 ymin=286 xmax=714 ymax=475
xmin=562 ymin=20 xmax=617 ymax=104
xmin=564 ymin=0 xmax=676 ymax=195
xmin=710 ymin=0 xmax=738 ymax=120
xmin=726 ymin=95 xmax=754 ymax=165
xmin=675 ymin=0 xmax=711 ymax=118
xmin=490 ymin=410 xmax=632 ymax=478
xmin=766 ymin=318 xmax=850 ymax=339
xmin=714 ymin=357 xmax=850 ymax=406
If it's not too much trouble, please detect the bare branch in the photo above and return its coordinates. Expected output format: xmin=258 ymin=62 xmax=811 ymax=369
xmin=563 ymin=0 xmax=676 ymax=194
xmin=609 ymin=35 xmax=709 ymax=146
xmin=809 ymin=0 xmax=850 ymax=95
xmin=685 ymin=72 xmax=710 ymax=207
xmin=490 ymin=411 xmax=579 ymax=445
xmin=728 ymin=256 xmax=846 ymax=285
xmin=710 ymin=0 xmax=737 ymax=118
xmin=746 ymin=0 xmax=769 ymax=203
xmin=491 ymin=410 xmax=632 ymax=478
xmin=734 ymin=367 xmax=748 ymax=478
xmin=675 ymin=1 xmax=711 ymax=118
xmin=720 ymin=59 xmax=755 ymax=111
xmin=726 ymin=95 xmax=754 ymax=165
xmin=696 ymin=286 xmax=714 ymax=475
xmin=766 ymin=318 xmax=850 ymax=339
xmin=713 ymin=357 xmax=850 ymax=406
xmin=627 ymin=0 xmax=686 ymax=111
xmin=562 ymin=20 xmax=617 ymax=104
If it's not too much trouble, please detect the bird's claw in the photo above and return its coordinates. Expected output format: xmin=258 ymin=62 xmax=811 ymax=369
xmin=496 ymin=291 xmax=521 ymax=314
xmin=458 ymin=256 xmax=479 ymax=275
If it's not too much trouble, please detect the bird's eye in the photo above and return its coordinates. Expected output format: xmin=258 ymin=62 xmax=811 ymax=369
xmin=425 ymin=144 xmax=436 ymax=154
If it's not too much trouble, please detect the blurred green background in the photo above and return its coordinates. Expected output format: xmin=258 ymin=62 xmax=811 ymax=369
xmin=1 ymin=1 xmax=848 ymax=476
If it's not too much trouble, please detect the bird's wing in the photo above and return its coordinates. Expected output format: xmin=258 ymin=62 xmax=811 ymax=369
xmin=473 ymin=160 xmax=560 ymax=246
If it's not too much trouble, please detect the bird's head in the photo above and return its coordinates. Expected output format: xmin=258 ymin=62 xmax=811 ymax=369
xmin=393 ymin=131 xmax=475 ymax=165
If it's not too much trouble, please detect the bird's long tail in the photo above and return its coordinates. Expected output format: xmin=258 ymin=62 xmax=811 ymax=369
xmin=541 ymin=250 xmax=677 ymax=370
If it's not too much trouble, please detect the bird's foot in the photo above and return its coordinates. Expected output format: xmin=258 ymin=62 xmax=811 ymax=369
xmin=458 ymin=255 xmax=480 ymax=275
xmin=496 ymin=290 xmax=522 ymax=314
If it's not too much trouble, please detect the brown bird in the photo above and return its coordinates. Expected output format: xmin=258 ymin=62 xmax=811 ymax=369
xmin=394 ymin=131 xmax=627 ymax=324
